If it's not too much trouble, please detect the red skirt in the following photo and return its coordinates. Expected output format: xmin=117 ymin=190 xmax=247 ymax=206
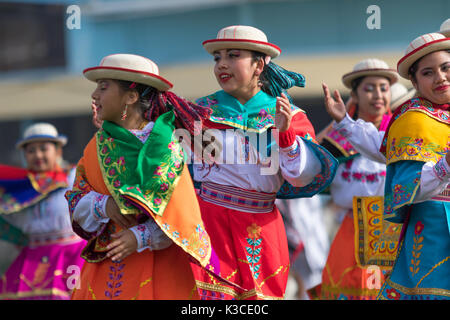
xmin=191 ymin=183 xmax=290 ymax=300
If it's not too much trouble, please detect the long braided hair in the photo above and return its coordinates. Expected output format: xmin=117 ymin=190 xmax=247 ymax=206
xmin=116 ymin=80 xmax=212 ymax=136
xmin=116 ymin=80 xmax=218 ymax=164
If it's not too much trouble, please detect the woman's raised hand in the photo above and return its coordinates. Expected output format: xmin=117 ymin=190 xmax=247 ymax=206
xmin=322 ymin=83 xmax=347 ymax=123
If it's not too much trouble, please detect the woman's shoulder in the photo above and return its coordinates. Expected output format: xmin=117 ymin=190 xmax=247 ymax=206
xmin=392 ymin=97 xmax=449 ymax=125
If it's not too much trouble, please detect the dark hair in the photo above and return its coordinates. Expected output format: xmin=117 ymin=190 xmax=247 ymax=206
xmin=250 ymin=51 xmax=271 ymax=95
xmin=408 ymin=49 xmax=450 ymax=82
xmin=115 ymin=79 xmax=157 ymax=116
xmin=114 ymin=79 xmax=212 ymax=136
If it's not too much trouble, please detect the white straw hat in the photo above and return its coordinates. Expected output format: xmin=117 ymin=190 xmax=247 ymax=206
xmin=16 ymin=123 xmax=67 ymax=149
xmin=83 ymin=54 xmax=173 ymax=91
xmin=202 ymin=25 xmax=281 ymax=58
xmin=439 ymin=18 xmax=450 ymax=37
xmin=342 ymin=58 xmax=398 ymax=89
xmin=397 ymin=32 xmax=450 ymax=79
xmin=390 ymin=83 xmax=416 ymax=111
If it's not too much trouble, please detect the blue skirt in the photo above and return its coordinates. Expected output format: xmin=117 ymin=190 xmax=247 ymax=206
xmin=378 ymin=201 xmax=450 ymax=300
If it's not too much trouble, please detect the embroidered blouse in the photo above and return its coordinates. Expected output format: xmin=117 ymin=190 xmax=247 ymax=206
xmin=333 ymin=112 xmax=449 ymax=204
xmin=192 ymin=90 xmax=326 ymax=194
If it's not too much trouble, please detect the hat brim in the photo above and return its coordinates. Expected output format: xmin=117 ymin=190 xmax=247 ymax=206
xmin=202 ymin=39 xmax=281 ymax=58
xmin=439 ymin=29 xmax=450 ymax=37
xmin=342 ymin=69 xmax=399 ymax=89
xmin=16 ymin=135 xmax=68 ymax=150
xmin=397 ymin=38 xmax=450 ymax=79
xmin=83 ymin=66 xmax=173 ymax=91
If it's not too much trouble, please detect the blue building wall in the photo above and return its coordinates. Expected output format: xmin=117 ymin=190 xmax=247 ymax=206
xmin=63 ymin=0 xmax=449 ymax=74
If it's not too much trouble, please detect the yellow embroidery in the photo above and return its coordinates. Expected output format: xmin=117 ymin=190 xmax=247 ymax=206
xmin=415 ymin=256 xmax=450 ymax=288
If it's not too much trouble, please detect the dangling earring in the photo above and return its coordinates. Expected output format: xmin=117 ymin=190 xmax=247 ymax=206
xmin=257 ymin=80 xmax=263 ymax=87
xmin=121 ymin=104 xmax=128 ymax=120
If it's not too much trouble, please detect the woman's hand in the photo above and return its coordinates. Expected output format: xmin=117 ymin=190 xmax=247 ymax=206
xmin=322 ymin=83 xmax=347 ymax=123
xmin=106 ymin=229 xmax=138 ymax=262
xmin=105 ymin=197 xmax=138 ymax=229
xmin=275 ymin=92 xmax=292 ymax=132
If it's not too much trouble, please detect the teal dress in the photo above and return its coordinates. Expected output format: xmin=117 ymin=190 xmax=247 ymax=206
xmin=377 ymin=98 xmax=450 ymax=300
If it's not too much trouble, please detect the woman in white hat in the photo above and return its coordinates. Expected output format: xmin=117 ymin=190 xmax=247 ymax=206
xmin=312 ymin=59 xmax=399 ymax=300
xmin=65 ymin=53 xmax=222 ymax=300
xmin=191 ymin=25 xmax=338 ymax=300
xmin=0 ymin=123 xmax=86 ymax=299
xmin=324 ymin=32 xmax=450 ymax=299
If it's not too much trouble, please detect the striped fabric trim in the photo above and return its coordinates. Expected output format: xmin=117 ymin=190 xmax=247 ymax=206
xmin=28 ymin=230 xmax=81 ymax=247
xmin=199 ymin=182 xmax=276 ymax=213
xmin=431 ymin=185 xmax=450 ymax=202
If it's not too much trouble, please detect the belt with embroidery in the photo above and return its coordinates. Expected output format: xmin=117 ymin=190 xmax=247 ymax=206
xmin=199 ymin=182 xmax=276 ymax=213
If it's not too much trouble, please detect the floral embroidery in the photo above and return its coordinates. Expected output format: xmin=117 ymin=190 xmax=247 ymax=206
xmin=410 ymin=221 xmax=424 ymax=277
xmin=433 ymin=157 xmax=449 ymax=181
xmin=340 ymin=159 xmax=386 ymax=183
xmin=384 ymin=170 xmax=421 ymax=216
xmin=387 ymin=136 xmax=446 ymax=164
xmin=245 ymin=223 xmax=263 ymax=280
xmin=105 ymin=261 xmax=125 ymax=299
xmin=386 ymin=288 xmax=401 ymax=300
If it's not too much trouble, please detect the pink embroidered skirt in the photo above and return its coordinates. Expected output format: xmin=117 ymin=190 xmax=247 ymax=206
xmin=0 ymin=234 xmax=86 ymax=300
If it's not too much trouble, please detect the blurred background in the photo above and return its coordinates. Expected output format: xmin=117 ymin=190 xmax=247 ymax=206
xmin=0 ymin=0 xmax=448 ymax=298
xmin=0 ymin=0 xmax=448 ymax=167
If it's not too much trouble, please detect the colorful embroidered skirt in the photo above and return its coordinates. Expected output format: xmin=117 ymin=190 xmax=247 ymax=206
xmin=71 ymin=237 xmax=199 ymax=300
xmin=0 ymin=237 xmax=86 ymax=300
xmin=378 ymin=201 xmax=450 ymax=300
xmin=192 ymin=183 xmax=290 ymax=300
xmin=315 ymin=213 xmax=386 ymax=299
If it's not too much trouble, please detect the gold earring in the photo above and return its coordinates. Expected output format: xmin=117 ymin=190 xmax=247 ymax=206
xmin=121 ymin=105 xmax=128 ymax=120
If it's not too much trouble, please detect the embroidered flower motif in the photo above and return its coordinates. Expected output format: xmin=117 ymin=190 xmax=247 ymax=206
xmin=247 ymin=223 xmax=262 ymax=239
xmin=173 ymin=160 xmax=181 ymax=169
xmin=414 ymin=221 xmax=424 ymax=235
xmin=414 ymin=138 xmax=423 ymax=146
xmin=167 ymin=172 xmax=175 ymax=179
xmin=102 ymin=146 xmax=108 ymax=154
xmin=168 ymin=141 xmax=176 ymax=151
xmin=113 ymin=180 xmax=121 ymax=188
xmin=153 ymin=166 xmax=162 ymax=176
xmin=153 ymin=198 xmax=162 ymax=206
xmin=105 ymin=157 xmax=112 ymax=165
xmin=108 ymin=168 xmax=116 ymax=176
xmin=386 ymin=288 xmax=401 ymax=300
xmin=159 ymin=183 xmax=169 ymax=191
xmin=258 ymin=109 xmax=268 ymax=117
xmin=117 ymin=156 xmax=125 ymax=166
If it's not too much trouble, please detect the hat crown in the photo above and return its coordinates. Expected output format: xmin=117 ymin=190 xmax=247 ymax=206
xmin=440 ymin=18 xmax=450 ymax=32
xmin=23 ymin=123 xmax=59 ymax=140
xmin=99 ymin=54 xmax=160 ymax=76
xmin=352 ymin=58 xmax=390 ymax=72
xmin=216 ymin=25 xmax=268 ymax=42
xmin=405 ymin=33 xmax=446 ymax=55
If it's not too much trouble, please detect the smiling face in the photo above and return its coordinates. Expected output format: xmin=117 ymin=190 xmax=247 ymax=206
xmin=213 ymin=49 xmax=264 ymax=104
xmin=351 ymin=76 xmax=391 ymax=125
xmin=23 ymin=141 xmax=61 ymax=172
xmin=411 ymin=50 xmax=450 ymax=105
